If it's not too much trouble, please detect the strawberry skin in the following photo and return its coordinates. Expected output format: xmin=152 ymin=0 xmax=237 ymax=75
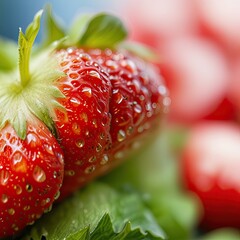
xmin=0 ymin=118 xmax=64 ymax=238
xmin=55 ymin=48 xmax=169 ymax=199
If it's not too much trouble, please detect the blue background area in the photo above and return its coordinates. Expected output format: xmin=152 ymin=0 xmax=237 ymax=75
xmin=0 ymin=0 xmax=116 ymax=42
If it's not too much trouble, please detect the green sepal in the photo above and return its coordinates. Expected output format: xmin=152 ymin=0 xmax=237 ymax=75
xmin=78 ymin=13 xmax=128 ymax=49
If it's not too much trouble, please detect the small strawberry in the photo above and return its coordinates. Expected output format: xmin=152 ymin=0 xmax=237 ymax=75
xmin=0 ymin=11 xmax=64 ymax=238
xmin=45 ymin=12 xmax=170 ymax=199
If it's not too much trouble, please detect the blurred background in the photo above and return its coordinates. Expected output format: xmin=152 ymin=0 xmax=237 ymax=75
xmin=1 ymin=0 xmax=240 ymax=239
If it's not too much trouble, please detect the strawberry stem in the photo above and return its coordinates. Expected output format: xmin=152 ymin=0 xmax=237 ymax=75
xmin=18 ymin=10 xmax=43 ymax=87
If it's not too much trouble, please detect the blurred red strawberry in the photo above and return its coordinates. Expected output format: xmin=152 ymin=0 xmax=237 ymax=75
xmin=120 ymin=0 xmax=198 ymax=47
xmin=181 ymin=121 xmax=240 ymax=230
xmin=159 ymin=36 xmax=229 ymax=123
xmin=195 ymin=0 xmax=240 ymax=57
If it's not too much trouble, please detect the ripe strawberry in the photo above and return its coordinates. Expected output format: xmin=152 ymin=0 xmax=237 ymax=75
xmin=55 ymin=48 xmax=169 ymax=199
xmin=0 ymin=9 xmax=169 ymax=237
xmin=0 ymin=119 xmax=64 ymax=238
xmin=0 ymin=11 xmax=64 ymax=238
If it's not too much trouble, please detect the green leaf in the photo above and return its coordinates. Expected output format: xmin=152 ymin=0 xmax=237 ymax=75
xmin=42 ymin=4 xmax=66 ymax=47
xmin=120 ymin=41 xmax=159 ymax=62
xmin=21 ymin=182 xmax=165 ymax=240
xmin=102 ymin=129 xmax=201 ymax=240
xmin=0 ymin=38 xmax=18 ymax=71
xmin=78 ymin=13 xmax=128 ymax=48
xmin=68 ymin=14 xmax=92 ymax=45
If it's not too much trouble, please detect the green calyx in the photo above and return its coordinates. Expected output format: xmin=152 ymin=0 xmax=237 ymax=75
xmin=0 ymin=10 xmax=65 ymax=139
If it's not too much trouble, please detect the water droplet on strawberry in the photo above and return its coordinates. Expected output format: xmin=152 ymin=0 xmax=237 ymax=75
xmin=117 ymin=130 xmax=126 ymax=142
xmin=1 ymin=194 xmax=8 ymax=203
xmin=89 ymin=70 xmax=101 ymax=79
xmin=76 ymin=139 xmax=85 ymax=148
xmin=82 ymin=87 xmax=92 ymax=97
xmin=134 ymin=104 xmax=142 ymax=114
xmin=44 ymin=145 xmax=54 ymax=155
xmin=8 ymin=208 xmax=15 ymax=215
xmin=26 ymin=184 xmax=33 ymax=192
xmin=14 ymin=184 xmax=22 ymax=195
xmin=72 ymin=122 xmax=81 ymax=135
xmin=80 ymin=112 xmax=88 ymax=123
xmin=121 ymin=59 xmax=137 ymax=73
xmin=0 ymin=170 xmax=10 ymax=186
xmin=115 ymin=92 xmax=124 ymax=104
xmin=79 ymin=53 xmax=91 ymax=62
xmin=33 ymin=166 xmax=46 ymax=183
xmin=12 ymin=152 xmax=27 ymax=172
xmin=100 ymin=154 xmax=109 ymax=165
xmin=70 ymin=97 xmax=81 ymax=107
xmin=27 ymin=133 xmax=40 ymax=148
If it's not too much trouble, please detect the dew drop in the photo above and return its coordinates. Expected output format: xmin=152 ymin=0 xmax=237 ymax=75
xmin=117 ymin=130 xmax=126 ymax=142
xmin=33 ymin=166 xmax=46 ymax=183
xmin=72 ymin=122 xmax=81 ymax=135
xmin=70 ymin=97 xmax=81 ymax=107
xmin=14 ymin=185 xmax=22 ymax=195
xmin=100 ymin=154 xmax=109 ymax=165
xmin=80 ymin=112 xmax=88 ymax=123
xmin=44 ymin=145 xmax=54 ymax=155
xmin=26 ymin=184 xmax=33 ymax=192
xmin=8 ymin=208 xmax=15 ymax=215
xmin=121 ymin=59 xmax=137 ymax=73
xmin=82 ymin=87 xmax=92 ymax=97
xmin=79 ymin=53 xmax=91 ymax=61
xmin=89 ymin=70 xmax=101 ymax=79
xmin=76 ymin=139 xmax=85 ymax=148
xmin=12 ymin=152 xmax=27 ymax=172
xmin=1 ymin=194 xmax=8 ymax=203
xmin=106 ymin=60 xmax=118 ymax=70
xmin=134 ymin=104 xmax=142 ymax=114
xmin=115 ymin=92 xmax=124 ymax=104
xmin=57 ymin=153 xmax=64 ymax=164
xmin=0 ymin=170 xmax=10 ymax=185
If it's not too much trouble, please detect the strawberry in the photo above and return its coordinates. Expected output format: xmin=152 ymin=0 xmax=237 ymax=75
xmin=55 ymin=47 xmax=169 ymax=199
xmin=0 ymin=11 xmax=64 ymax=238
xmin=0 ymin=9 xmax=169 ymax=237
xmin=0 ymin=119 xmax=64 ymax=238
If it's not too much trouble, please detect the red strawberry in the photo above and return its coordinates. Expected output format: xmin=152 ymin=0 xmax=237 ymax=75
xmin=0 ymin=11 xmax=64 ymax=238
xmin=55 ymin=48 xmax=169 ymax=199
xmin=0 ymin=119 xmax=64 ymax=238
xmin=0 ymin=9 xmax=169 ymax=237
